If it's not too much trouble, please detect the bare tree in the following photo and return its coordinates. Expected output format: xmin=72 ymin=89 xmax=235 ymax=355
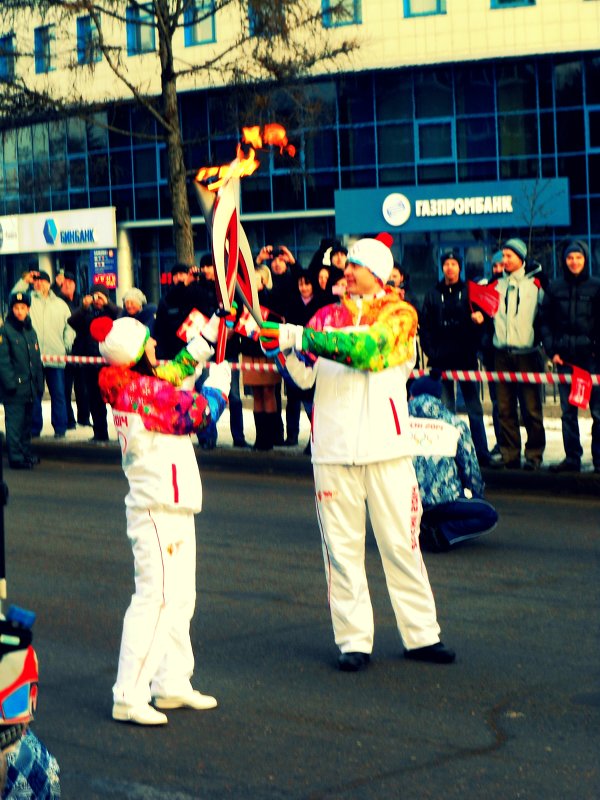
xmin=0 ymin=0 xmax=356 ymax=263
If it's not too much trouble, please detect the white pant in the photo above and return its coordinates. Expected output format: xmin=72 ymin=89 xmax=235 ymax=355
xmin=313 ymin=458 xmax=441 ymax=653
xmin=113 ymin=507 xmax=197 ymax=706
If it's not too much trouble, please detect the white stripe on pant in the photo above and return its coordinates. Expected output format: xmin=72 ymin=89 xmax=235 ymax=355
xmin=314 ymin=458 xmax=441 ymax=654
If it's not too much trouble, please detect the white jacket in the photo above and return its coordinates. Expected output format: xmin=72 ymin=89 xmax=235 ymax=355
xmin=492 ymin=266 xmax=543 ymax=351
xmin=286 ymin=332 xmax=416 ymax=466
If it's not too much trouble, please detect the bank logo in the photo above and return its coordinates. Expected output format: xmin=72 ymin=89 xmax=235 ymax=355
xmin=382 ymin=193 xmax=411 ymax=227
xmin=43 ymin=218 xmax=58 ymax=245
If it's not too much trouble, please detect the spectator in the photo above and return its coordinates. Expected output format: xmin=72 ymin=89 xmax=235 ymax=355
xmin=259 ymin=238 xmax=455 ymax=671
xmin=53 ymin=270 xmax=89 ymax=430
xmin=193 ymin=254 xmax=220 ymax=450
xmin=122 ymin=287 xmax=157 ymax=330
xmin=408 ymin=372 xmax=499 ymax=552
xmin=255 ymin=244 xmax=296 ymax=319
xmin=420 ymin=251 xmax=498 ymax=468
xmin=329 ymin=242 xmax=348 ymax=273
xmin=540 ymin=240 xmax=600 ymax=473
xmin=492 ymin=238 xmax=546 ymax=470
xmin=91 ymin=314 xmax=230 ymax=726
xmin=153 ymin=264 xmax=205 ymax=360
xmin=240 ymin=265 xmax=282 ymax=450
xmin=0 ymin=292 xmax=44 ymax=469
xmin=68 ymin=287 xmax=121 ymax=444
xmin=281 ymin=268 xmax=327 ymax=450
xmin=478 ymin=250 xmax=505 ymax=458
xmin=10 ymin=267 xmax=37 ymax=296
xmin=29 ymin=271 xmax=75 ymax=439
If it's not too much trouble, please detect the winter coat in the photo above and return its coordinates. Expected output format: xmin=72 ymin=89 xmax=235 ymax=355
xmin=540 ymin=251 xmax=600 ymax=370
xmin=408 ymin=393 xmax=484 ymax=508
xmin=0 ymin=313 xmax=44 ymax=402
xmin=153 ymin=283 xmax=207 ymax=360
xmin=419 ymin=279 xmax=481 ymax=369
xmin=29 ymin=291 xmax=75 ymax=367
xmin=492 ymin=266 xmax=544 ymax=352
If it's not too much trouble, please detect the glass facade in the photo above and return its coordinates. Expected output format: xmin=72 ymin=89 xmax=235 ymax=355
xmin=1 ymin=52 xmax=599 ymax=299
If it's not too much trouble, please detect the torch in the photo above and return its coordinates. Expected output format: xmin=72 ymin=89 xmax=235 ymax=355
xmin=193 ymin=125 xmax=296 ymax=362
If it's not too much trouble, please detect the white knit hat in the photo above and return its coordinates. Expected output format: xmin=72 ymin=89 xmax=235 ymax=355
xmin=90 ymin=316 xmax=149 ymax=366
xmin=347 ymin=238 xmax=394 ymax=284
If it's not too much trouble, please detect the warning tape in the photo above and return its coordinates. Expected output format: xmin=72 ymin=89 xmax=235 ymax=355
xmin=40 ymin=355 xmax=600 ymax=385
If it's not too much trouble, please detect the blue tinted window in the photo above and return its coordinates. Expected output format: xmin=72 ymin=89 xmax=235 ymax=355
xmin=404 ymin=1 xmax=446 ymax=17
xmin=322 ymin=0 xmax=362 ymax=27
xmin=184 ymin=0 xmax=215 ymax=46
xmin=77 ymin=15 xmax=101 ymax=64
xmin=0 ymin=33 xmax=16 ymax=80
xmin=34 ymin=25 xmax=56 ymax=73
xmin=126 ymin=4 xmax=155 ymax=55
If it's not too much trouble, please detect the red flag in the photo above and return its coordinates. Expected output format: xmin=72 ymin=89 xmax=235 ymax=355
xmin=176 ymin=309 xmax=209 ymax=343
xmin=568 ymin=365 xmax=592 ymax=409
xmin=467 ymin=280 xmax=500 ymax=317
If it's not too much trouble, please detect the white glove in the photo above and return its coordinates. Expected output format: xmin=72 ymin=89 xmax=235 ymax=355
xmin=186 ymin=335 xmax=213 ymax=364
xmin=278 ymin=323 xmax=304 ymax=352
xmin=204 ymin=361 xmax=231 ymax=397
xmin=202 ymin=312 xmax=222 ymax=345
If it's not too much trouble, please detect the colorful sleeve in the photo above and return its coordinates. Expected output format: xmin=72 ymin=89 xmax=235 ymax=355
xmin=154 ymin=346 xmax=199 ymax=386
xmin=301 ymin=306 xmax=417 ymax=372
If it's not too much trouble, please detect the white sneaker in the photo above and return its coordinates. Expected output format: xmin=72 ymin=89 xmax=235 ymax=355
xmin=112 ymin=702 xmax=168 ymax=726
xmin=153 ymin=690 xmax=218 ymax=711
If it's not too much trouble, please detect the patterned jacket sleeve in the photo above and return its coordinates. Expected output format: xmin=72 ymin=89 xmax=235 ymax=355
xmin=301 ymin=303 xmax=418 ymax=372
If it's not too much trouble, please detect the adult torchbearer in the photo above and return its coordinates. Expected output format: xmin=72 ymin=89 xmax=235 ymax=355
xmin=259 ymin=238 xmax=456 ymax=672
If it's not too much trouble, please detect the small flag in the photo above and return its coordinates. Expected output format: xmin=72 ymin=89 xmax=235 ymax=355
xmin=568 ymin=365 xmax=592 ymax=409
xmin=176 ymin=309 xmax=209 ymax=343
xmin=467 ymin=280 xmax=500 ymax=317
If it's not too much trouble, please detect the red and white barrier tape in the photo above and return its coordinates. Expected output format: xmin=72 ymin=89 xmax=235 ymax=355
xmin=40 ymin=355 xmax=600 ymax=385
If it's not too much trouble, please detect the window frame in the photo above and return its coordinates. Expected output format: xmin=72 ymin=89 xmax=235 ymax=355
xmin=34 ymin=24 xmax=57 ymax=74
xmin=126 ymin=3 xmax=156 ymax=56
xmin=76 ymin=15 xmax=102 ymax=65
xmin=403 ymin=0 xmax=447 ymax=18
xmin=0 ymin=32 xmax=16 ymax=80
xmin=490 ymin=0 xmax=535 ymax=9
xmin=415 ymin=117 xmax=456 ymax=163
xmin=183 ymin=0 xmax=216 ymax=46
xmin=322 ymin=0 xmax=362 ymax=28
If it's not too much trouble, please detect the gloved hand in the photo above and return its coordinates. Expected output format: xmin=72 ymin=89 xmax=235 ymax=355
xmin=203 ymin=360 xmax=231 ymax=397
xmin=224 ymin=302 xmax=238 ymax=330
xmin=201 ymin=312 xmax=222 ymax=345
xmin=259 ymin=322 xmax=304 ymax=356
xmin=186 ymin=335 xmax=213 ymax=365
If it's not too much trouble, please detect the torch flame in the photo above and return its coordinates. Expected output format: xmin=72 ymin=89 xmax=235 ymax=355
xmin=195 ymin=123 xmax=295 ymax=192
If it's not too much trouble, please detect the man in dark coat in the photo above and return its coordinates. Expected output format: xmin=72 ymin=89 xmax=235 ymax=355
xmin=540 ymin=240 xmax=600 ymax=473
xmin=153 ymin=264 xmax=206 ymax=360
xmin=68 ymin=287 xmax=121 ymax=443
xmin=0 ymin=292 xmax=45 ymax=469
xmin=420 ymin=250 xmax=496 ymax=468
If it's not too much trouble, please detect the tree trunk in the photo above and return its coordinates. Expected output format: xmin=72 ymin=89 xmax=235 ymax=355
xmin=158 ymin=11 xmax=195 ymax=266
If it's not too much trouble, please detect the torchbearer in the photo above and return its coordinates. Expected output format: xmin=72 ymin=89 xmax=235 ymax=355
xmin=91 ymin=314 xmax=231 ymax=725
xmin=258 ymin=238 xmax=456 ymax=672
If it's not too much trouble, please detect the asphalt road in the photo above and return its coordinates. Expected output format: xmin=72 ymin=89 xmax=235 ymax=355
xmin=2 ymin=458 xmax=599 ymax=800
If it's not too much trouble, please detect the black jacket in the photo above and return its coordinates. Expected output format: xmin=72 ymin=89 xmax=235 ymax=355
xmin=540 ymin=250 xmax=600 ymax=369
xmin=68 ymin=301 xmax=121 ymax=357
xmin=153 ymin=283 xmax=206 ymax=360
xmin=0 ymin=313 xmax=44 ymax=402
xmin=419 ymin=279 xmax=482 ymax=369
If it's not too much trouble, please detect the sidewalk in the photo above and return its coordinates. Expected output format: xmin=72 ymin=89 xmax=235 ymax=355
xmin=1 ymin=397 xmax=598 ymax=494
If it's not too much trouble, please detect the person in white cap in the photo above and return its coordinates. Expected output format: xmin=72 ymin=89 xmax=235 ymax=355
xmin=259 ymin=238 xmax=455 ymax=672
xmin=91 ymin=313 xmax=231 ymax=725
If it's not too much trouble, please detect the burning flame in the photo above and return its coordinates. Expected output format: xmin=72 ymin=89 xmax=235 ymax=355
xmin=195 ymin=123 xmax=295 ymax=192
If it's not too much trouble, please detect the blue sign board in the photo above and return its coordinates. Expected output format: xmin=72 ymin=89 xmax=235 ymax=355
xmin=89 ymin=248 xmax=117 ymax=289
xmin=334 ymin=178 xmax=570 ymax=234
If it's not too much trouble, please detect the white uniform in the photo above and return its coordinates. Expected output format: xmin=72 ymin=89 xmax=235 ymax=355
xmin=285 ymin=291 xmax=441 ymax=654
xmin=99 ymin=356 xmax=228 ymax=707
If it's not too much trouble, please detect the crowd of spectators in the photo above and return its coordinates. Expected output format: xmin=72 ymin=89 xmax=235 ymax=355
xmin=2 ymin=233 xmax=599 ymax=473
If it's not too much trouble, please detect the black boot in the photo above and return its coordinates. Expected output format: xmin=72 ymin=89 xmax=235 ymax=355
xmin=253 ymin=412 xmax=272 ymax=451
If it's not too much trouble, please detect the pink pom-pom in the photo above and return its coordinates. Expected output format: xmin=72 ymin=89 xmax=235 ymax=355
xmin=90 ymin=316 xmax=114 ymax=343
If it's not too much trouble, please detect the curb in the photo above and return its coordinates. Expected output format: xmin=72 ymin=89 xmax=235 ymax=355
xmin=23 ymin=439 xmax=600 ymax=496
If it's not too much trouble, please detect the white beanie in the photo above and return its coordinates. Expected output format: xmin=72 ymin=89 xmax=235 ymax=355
xmin=347 ymin=238 xmax=394 ymax=284
xmin=90 ymin=316 xmax=149 ymax=366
